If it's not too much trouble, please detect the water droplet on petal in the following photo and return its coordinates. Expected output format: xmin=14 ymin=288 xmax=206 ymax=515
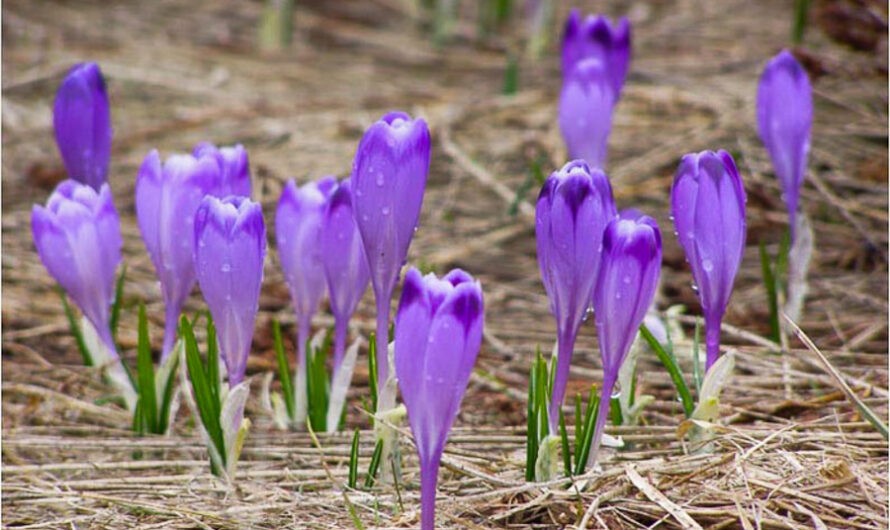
xmin=702 ymin=259 xmax=714 ymax=272
xmin=381 ymin=207 xmax=390 ymax=215
xmin=376 ymin=175 xmax=385 ymax=187
xmin=221 ymin=263 xmax=231 ymax=273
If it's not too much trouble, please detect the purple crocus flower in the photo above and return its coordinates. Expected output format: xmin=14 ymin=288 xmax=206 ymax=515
xmin=558 ymin=58 xmax=616 ymax=168
xmin=562 ymin=9 xmax=631 ymax=99
xmin=321 ymin=178 xmax=370 ymax=376
xmin=193 ymin=196 xmax=266 ymax=387
xmin=394 ymin=267 xmax=484 ymax=530
xmin=193 ymin=142 xmax=252 ymax=198
xmin=53 ymin=62 xmax=112 ymax=190
xmin=352 ymin=111 xmax=431 ymax=408
xmin=276 ymin=176 xmax=338 ymax=391
xmin=589 ymin=210 xmax=661 ymax=468
xmin=136 ymin=149 xmax=221 ymax=360
xmin=32 ymin=179 xmax=122 ymax=354
xmin=757 ymin=50 xmax=812 ymax=240
xmin=535 ymin=160 xmax=616 ymax=434
xmin=671 ymin=150 xmax=746 ymax=371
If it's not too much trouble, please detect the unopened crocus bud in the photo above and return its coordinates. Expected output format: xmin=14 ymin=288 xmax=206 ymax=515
xmin=194 ymin=196 xmax=266 ymax=387
xmin=536 ymin=160 xmax=616 ymax=433
xmin=193 ymin=142 xmax=252 ymax=198
xmin=757 ymin=50 xmax=812 ymax=241
xmin=32 ymin=180 xmax=122 ymax=353
xmin=589 ymin=210 xmax=661 ymax=468
xmin=395 ymin=268 xmax=484 ymax=530
xmin=136 ymin=149 xmax=221 ymax=360
xmin=321 ymin=178 xmax=370 ymax=375
xmin=559 ymin=58 xmax=616 ymax=168
xmin=562 ymin=9 xmax=631 ymax=99
xmin=672 ymin=150 xmax=746 ymax=371
xmin=53 ymin=62 xmax=112 ymax=190
xmin=352 ymin=111 xmax=431 ymax=409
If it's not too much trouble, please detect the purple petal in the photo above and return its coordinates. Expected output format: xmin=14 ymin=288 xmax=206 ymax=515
xmin=193 ymin=142 xmax=252 ymax=198
xmin=562 ymin=11 xmax=631 ymax=98
xmin=559 ymin=59 xmax=616 ymax=168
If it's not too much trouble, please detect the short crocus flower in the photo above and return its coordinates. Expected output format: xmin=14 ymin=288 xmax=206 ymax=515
xmin=136 ymin=149 xmax=222 ymax=360
xmin=32 ymin=179 xmax=122 ymax=356
xmin=757 ymin=50 xmax=812 ymax=241
xmin=320 ymin=178 xmax=370 ymax=376
xmin=562 ymin=9 xmax=631 ymax=99
xmin=193 ymin=142 xmax=252 ymax=197
xmin=536 ymin=160 xmax=616 ymax=434
xmin=193 ymin=196 xmax=266 ymax=387
xmin=558 ymin=58 xmax=616 ymax=168
xmin=394 ymin=268 xmax=484 ymax=530
xmin=53 ymin=62 xmax=112 ymax=190
xmin=671 ymin=150 xmax=746 ymax=371
xmin=352 ymin=111 xmax=431 ymax=410
xmin=589 ymin=210 xmax=661 ymax=468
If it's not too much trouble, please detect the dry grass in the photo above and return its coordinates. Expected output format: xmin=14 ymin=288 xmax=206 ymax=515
xmin=2 ymin=0 xmax=888 ymax=528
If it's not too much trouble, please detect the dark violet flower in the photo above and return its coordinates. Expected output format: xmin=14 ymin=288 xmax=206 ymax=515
xmin=589 ymin=210 xmax=661 ymax=468
xmin=321 ymin=178 xmax=370 ymax=375
xmin=671 ymin=150 xmax=746 ymax=371
xmin=276 ymin=176 xmax=338 ymax=390
xmin=136 ymin=149 xmax=222 ymax=360
xmin=558 ymin=58 xmax=616 ymax=168
xmin=757 ymin=49 xmax=812 ymax=240
xmin=193 ymin=142 xmax=252 ymax=198
xmin=352 ymin=111 xmax=431 ymax=408
xmin=535 ymin=160 xmax=616 ymax=434
xmin=394 ymin=267 xmax=484 ymax=530
xmin=32 ymin=179 xmax=122 ymax=355
xmin=53 ymin=62 xmax=112 ymax=190
xmin=562 ymin=9 xmax=631 ymax=99
xmin=194 ymin=196 xmax=266 ymax=387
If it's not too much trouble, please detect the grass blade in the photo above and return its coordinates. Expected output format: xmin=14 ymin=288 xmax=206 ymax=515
xmin=157 ymin=353 xmax=179 ymax=434
xmin=558 ymin=409 xmax=571 ymax=477
xmin=364 ymin=438 xmax=384 ymax=489
xmin=307 ymin=331 xmax=332 ymax=432
xmin=692 ymin=319 xmax=703 ymax=394
xmin=760 ymin=240 xmax=781 ymax=344
xmin=181 ymin=316 xmax=226 ymax=471
xmin=640 ymin=324 xmax=694 ymax=418
xmin=135 ymin=304 xmax=157 ymax=433
xmin=110 ymin=264 xmax=127 ymax=342
xmin=368 ymin=332 xmax=378 ymax=414
xmin=348 ymin=428 xmax=360 ymax=489
xmin=272 ymin=320 xmax=296 ymax=421
xmin=59 ymin=290 xmax=92 ymax=367
xmin=574 ymin=389 xmax=599 ymax=477
xmin=524 ymin=350 xmax=539 ymax=481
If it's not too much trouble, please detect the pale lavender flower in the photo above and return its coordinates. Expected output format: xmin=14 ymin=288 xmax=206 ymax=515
xmin=193 ymin=196 xmax=266 ymax=386
xmin=558 ymin=58 xmax=616 ymax=168
xmin=535 ymin=160 xmax=616 ymax=433
xmin=193 ymin=142 xmax=252 ymax=198
xmin=671 ymin=150 xmax=746 ymax=370
xmin=395 ymin=267 xmax=484 ymax=530
xmin=53 ymin=62 xmax=112 ymax=190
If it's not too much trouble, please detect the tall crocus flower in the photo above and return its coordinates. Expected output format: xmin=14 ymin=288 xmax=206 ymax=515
xmin=589 ymin=210 xmax=661 ymax=468
xmin=352 ymin=111 xmax=431 ymax=411
xmin=562 ymin=10 xmax=631 ymax=99
xmin=32 ymin=179 xmax=122 ymax=356
xmin=136 ymin=149 xmax=222 ymax=360
xmin=321 ymin=178 xmax=370 ymax=376
xmin=558 ymin=58 xmax=616 ymax=168
xmin=395 ymin=268 xmax=484 ymax=530
xmin=193 ymin=142 xmax=252 ymax=198
xmin=53 ymin=62 xmax=112 ymax=190
xmin=536 ymin=160 xmax=616 ymax=434
xmin=193 ymin=196 xmax=266 ymax=387
xmin=671 ymin=150 xmax=746 ymax=371
xmin=757 ymin=50 xmax=812 ymax=241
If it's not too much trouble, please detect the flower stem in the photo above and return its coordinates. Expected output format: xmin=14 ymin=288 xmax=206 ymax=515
xmin=160 ymin=303 xmax=180 ymax=362
xmin=420 ymin=456 xmax=440 ymax=530
xmin=704 ymin=313 xmax=722 ymax=372
xmin=332 ymin=317 xmax=348 ymax=380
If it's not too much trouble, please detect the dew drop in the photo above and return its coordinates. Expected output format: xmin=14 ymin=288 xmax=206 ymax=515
xmin=221 ymin=263 xmax=232 ymax=273
xmin=702 ymin=259 xmax=714 ymax=272
xmin=376 ymin=175 xmax=385 ymax=187
xmin=381 ymin=207 xmax=390 ymax=215
xmin=362 ymin=214 xmax=369 ymax=222
xmin=622 ymin=275 xmax=631 ymax=284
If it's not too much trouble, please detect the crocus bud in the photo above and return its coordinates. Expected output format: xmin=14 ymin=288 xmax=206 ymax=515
xmin=321 ymin=178 xmax=370 ymax=374
xmin=558 ymin=58 xmax=616 ymax=168
xmin=276 ymin=176 xmax=337 ymax=394
xmin=193 ymin=142 xmax=252 ymax=198
xmin=671 ymin=150 xmax=746 ymax=371
xmin=352 ymin=111 xmax=431 ymax=407
xmin=757 ymin=50 xmax=812 ymax=241
xmin=53 ymin=62 xmax=112 ymax=190
xmin=589 ymin=210 xmax=661 ymax=468
xmin=395 ymin=268 xmax=484 ymax=530
xmin=194 ymin=196 xmax=266 ymax=387
xmin=136 ymin=149 xmax=221 ymax=360
xmin=32 ymin=180 xmax=122 ymax=353
xmin=535 ymin=160 xmax=616 ymax=433
xmin=562 ymin=9 xmax=631 ymax=98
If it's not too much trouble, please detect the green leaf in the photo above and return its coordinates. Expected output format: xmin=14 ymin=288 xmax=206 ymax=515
xmin=759 ymin=240 xmax=781 ymax=344
xmin=609 ymin=395 xmax=623 ymax=427
xmin=135 ymin=304 xmax=158 ymax=434
xmin=307 ymin=330 xmax=332 ymax=432
xmin=525 ymin=350 xmax=540 ymax=481
xmin=558 ymin=409 xmax=571 ymax=477
xmin=502 ymin=54 xmax=518 ymax=95
xmin=364 ymin=438 xmax=384 ymax=489
xmin=368 ymin=332 xmax=378 ymax=414
xmin=157 ymin=353 xmax=179 ymax=434
xmin=574 ymin=388 xmax=599 ymax=477
xmin=181 ymin=316 xmax=226 ymax=473
xmin=791 ymin=0 xmax=810 ymax=45
xmin=641 ymin=324 xmax=694 ymax=418
xmin=348 ymin=428 xmax=360 ymax=489
xmin=272 ymin=320 xmax=296 ymax=421
xmin=59 ymin=290 xmax=92 ymax=367
xmin=110 ymin=264 xmax=127 ymax=342
xmin=573 ymin=393 xmax=582 ymax=465
xmin=692 ymin=319 xmax=703 ymax=394
xmin=206 ymin=316 xmax=221 ymax=417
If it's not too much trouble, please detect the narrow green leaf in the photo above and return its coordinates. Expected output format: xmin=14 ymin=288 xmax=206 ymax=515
xmin=791 ymin=0 xmax=810 ymax=45
xmin=206 ymin=315 xmax=221 ymax=419
xmin=525 ymin=350 xmax=539 ymax=481
xmin=574 ymin=390 xmax=599 ymax=477
xmin=110 ymin=264 xmax=127 ymax=342
xmin=307 ymin=331 xmax=332 ymax=432
xmin=272 ymin=320 xmax=296 ymax=421
xmin=641 ymin=324 xmax=694 ymax=418
xmin=157 ymin=353 xmax=179 ymax=435
xmin=348 ymin=428 xmax=361 ymax=489
xmin=776 ymin=230 xmax=791 ymax=289
xmin=368 ymin=332 xmax=378 ymax=413
xmin=136 ymin=304 xmax=158 ymax=433
xmin=182 ymin=316 xmax=226 ymax=471
xmin=502 ymin=54 xmax=518 ymax=95
xmin=760 ymin=240 xmax=782 ymax=344
xmin=558 ymin=409 xmax=571 ymax=477
xmin=692 ymin=319 xmax=703 ymax=394
xmin=609 ymin=395 xmax=623 ymax=427
xmin=364 ymin=438 xmax=384 ymax=489
xmin=59 ymin=290 xmax=92 ymax=367
xmin=573 ymin=393 xmax=582 ymax=467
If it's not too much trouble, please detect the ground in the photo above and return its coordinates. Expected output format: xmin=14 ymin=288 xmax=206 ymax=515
xmin=2 ymin=0 xmax=888 ymax=528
